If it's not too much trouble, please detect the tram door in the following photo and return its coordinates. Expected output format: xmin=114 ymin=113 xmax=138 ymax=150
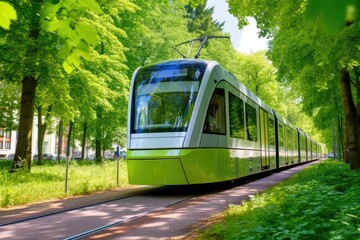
xmin=260 ymin=109 xmax=270 ymax=170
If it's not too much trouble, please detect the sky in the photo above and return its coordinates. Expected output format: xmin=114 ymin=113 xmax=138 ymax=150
xmin=206 ymin=0 xmax=268 ymax=53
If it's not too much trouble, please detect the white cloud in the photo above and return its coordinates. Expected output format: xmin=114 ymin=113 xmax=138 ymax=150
xmin=238 ymin=17 xmax=268 ymax=53
xmin=206 ymin=0 xmax=268 ymax=53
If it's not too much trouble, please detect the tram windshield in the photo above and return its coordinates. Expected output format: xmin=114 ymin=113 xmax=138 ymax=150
xmin=132 ymin=61 xmax=207 ymax=133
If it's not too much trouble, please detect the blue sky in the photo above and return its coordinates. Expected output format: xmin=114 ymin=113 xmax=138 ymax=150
xmin=206 ymin=0 xmax=268 ymax=53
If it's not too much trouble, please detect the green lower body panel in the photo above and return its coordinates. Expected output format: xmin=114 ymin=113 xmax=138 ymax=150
xmin=180 ymin=149 xmax=235 ymax=183
xmin=127 ymin=148 xmax=261 ymax=185
xmin=127 ymin=158 xmax=188 ymax=185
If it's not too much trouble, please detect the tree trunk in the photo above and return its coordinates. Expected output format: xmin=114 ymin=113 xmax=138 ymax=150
xmin=344 ymin=127 xmax=350 ymax=163
xmin=95 ymin=109 xmax=103 ymax=162
xmin=81 ymin=122 xmax=88 ymax=160
xmin=57 ymin=120 xmax=63 ymax=160
xmin=340 ymin=68 xmax=360 ymax=169
xmin=37 ymin=106 xmax=44 ymax=165
xmin=95 ymin=138 xmax=102 ymax=161
xmin=354 ymin=68 xmax=360 ymax=168
xmin=37 ymin=105 xmax=53 ymax=164
xmin=10 ymin=1 xmax=42 ymax=172
xmin=333 ymin=85 xmax=344 ymax=161
xmin=66 ymin=121 xmax=73 ymax=159
xmin=333 ymin=115 xmax=342 ymax=161
xmin=10 ymin=76 xmax=37 ymax=172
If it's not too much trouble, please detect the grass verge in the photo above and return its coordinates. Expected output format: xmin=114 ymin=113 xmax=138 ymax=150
xmin=195 ymin=160 xmax=360 ymax=240
xmin=0 ymin=160 xmax=129 ymax=208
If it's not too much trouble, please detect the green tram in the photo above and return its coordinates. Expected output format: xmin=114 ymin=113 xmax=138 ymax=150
xmin=126 ymin=59 xmax=322 ymax=185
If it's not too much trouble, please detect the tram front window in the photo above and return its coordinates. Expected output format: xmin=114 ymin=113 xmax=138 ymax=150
xmin=132 ymin=62 xmax=206 ymax=133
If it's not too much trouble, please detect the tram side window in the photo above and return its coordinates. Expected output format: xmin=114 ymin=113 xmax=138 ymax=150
xmin=301 ymin=137 xmax=306 ymax=151
xmin=269 ymin=118 xmax=275 ymax=145
xmin=287 ymin=128 xmax=293 ymax=150
xmin=229 ymin=93 xmax=245 ymax=139
xmin=203 ymin=89 xmax=226 ymax=134
xmin=245 ymin=103 xmax=257 ymax=142
xmin=278 ymin=124 xmax=284 ymax=147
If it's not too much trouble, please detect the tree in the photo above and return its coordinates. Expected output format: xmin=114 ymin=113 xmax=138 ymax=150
xmin=186 ymin=3 xmax=224 ymax=36
xmin=32 ymin=44 xmax=71 ymax=163
xmin=0 ymin=0 xmax=134 ymax=171
xmin=78 ymin=0 xmax=134 ymax=160
xmin=234 ymin=51 xmax=280 ymax=107
xmin=119 ymin=0 xmax=193 ymax=78
xmin=184 ymin=2 xmax=313 ymax=136
xmin=0 ymin=82 xmax=20 ymax=131
xmin=227 ymin=0 xmax=360 ymax=169
xmin=0 ymin=0 xmax=44 ymax=171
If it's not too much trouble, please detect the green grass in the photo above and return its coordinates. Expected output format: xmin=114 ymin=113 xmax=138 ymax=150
xmin=0 ymin=160 xmax=129 ymax=208
xmin=196 ymin=160 xmax=360 ymax=240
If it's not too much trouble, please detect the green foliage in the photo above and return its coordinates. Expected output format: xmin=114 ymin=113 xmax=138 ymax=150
xmin=305 ymin=0 xmax=359 ymax=34
xmin=186 ymin=4 xmax=224 ymax=36
xmin=198 ymin=160 xmax=360 ymax=240
xmin=0 ymin=160 xmax=129 ymax=208
xmin=41 ymin=0 xmax=103 ymax=73
xmin=0 ymin=0 xmax=135 ymax=165
xmin=1 ymin=188 xmax=12 ymax=207
xmin=0 ymin=0 xmax=324 ymax=169
xmin=227 ymin=0 xmax=360 ymax=151
xmin=0 ymin=1 xmax=16 ymax=30
xmin=0 ymin=82 xmax=20 ymax=130
xmin=119 ymin=0 xmax=192 ymax=77
xmin=233 ymin=51 xmax=280 ymax=108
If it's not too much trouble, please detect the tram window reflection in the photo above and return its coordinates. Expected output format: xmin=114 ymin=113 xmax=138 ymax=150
xmin=269 ymin=118 xmax=275 ymax=146
xmin=279 ymin=123 xmax=284 ymax=147
xmin=203 ymin=88 xmax=226 ymax=134
xmin=245 ymin=102 xmax=257 ymax=142
xmin=229 ymin=92 xmax=245 ymax=139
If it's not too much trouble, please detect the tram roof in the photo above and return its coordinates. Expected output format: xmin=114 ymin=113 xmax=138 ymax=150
xmin=139 ymin=59 xmax=211 ymax=69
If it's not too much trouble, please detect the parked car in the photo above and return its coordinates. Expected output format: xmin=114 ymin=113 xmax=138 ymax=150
xmin=33 ymin=153 xmax=56 ymax=161
xmin=56 ymin=154 xmax=67 ymax=160
xmin=104 ymin=153 xmax=116 ymax=160
xmin=119 ymin=150 xmax=126 ymax=160
xmin=72 ymin=151 xmax=82 ymax=160
xmin=0 ymin=153 xmax=15 ymax=160
xmin=5 ymin=153 xmax=15 ymax=160
xmin=327 ymin=152 xmax=335 ymax=158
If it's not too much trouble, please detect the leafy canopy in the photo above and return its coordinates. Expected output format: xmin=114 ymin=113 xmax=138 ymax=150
xmin=0 ymin=1 xmax=17 ymax=30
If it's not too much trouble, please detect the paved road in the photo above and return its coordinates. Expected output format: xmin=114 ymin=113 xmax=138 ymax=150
xmin=86 ymin=161 xmax=321 ymax=239
xmin=0 ymin=160 xmax=320 ymax=240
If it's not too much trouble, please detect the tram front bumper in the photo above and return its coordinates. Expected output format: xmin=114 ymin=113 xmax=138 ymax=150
xmin=127 ymin=157 xmax=189 ymax=185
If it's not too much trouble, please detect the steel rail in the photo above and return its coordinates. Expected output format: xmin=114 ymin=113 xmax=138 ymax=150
xmin=0 ymin=186 xmax=166 ymax=227
xmin=63 ymin=194 xmax=199 ymax=240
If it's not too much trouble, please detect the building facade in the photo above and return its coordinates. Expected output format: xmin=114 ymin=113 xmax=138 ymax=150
xmin=0 ymin=119 xmax=57 ymax=159
xmin=0 ymin=128 xmax=17 ymax=158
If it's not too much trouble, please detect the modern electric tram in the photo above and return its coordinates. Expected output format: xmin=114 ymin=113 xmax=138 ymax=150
xmin=126 ymin=37 xmax=323 ymax=185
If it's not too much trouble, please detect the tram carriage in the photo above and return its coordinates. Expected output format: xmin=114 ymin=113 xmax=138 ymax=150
xmin=126 ymin=37 xmax=322 ymax=185
xmin=297 ymin=128 xmax=308 ymax=163
xmin=126 ymin=59 xmax=321 ymax=185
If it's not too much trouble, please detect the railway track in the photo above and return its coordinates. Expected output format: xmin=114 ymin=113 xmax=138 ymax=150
xmin=0 ymin=161 xmax=320 ymax=240
xmin=0 ymin=186 xmax=163 ymax=227
xmin=0 ymin=186 xmax=203 ymax=240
